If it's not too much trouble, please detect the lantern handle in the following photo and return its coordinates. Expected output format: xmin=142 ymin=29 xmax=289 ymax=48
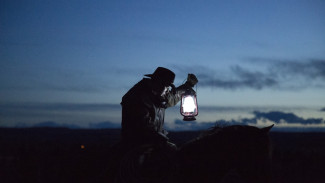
xmin=181 ymin=77 xmax=198 ymax=94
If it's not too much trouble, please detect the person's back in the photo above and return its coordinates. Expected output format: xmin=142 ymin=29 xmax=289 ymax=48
xmin=121 ymin=78 xmax=167 ymax=145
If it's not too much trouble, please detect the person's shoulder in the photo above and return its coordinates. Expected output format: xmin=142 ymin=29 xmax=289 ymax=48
xmin=122 ymin=78 xmax=152 ymax=103
xmin=132 ymin=78 xmax=151 ymax=90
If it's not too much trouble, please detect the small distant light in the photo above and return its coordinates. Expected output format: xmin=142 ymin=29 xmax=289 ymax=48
xmin=81 ymin=145 xmax=85 ymax=149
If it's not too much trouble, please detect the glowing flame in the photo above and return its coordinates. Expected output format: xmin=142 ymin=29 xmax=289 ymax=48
xmin=181 ymin=95 xmax=198 ymax=117
xmin=183 ymin=96 xmax=196 ymax=113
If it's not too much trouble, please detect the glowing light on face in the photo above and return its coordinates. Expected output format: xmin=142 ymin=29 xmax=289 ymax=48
xmin=161 ymin=87 xmax=168 ymax=96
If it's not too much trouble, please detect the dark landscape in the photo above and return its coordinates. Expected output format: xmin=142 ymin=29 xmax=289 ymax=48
xmin=1 ymin=127 xmax=325 ymax=183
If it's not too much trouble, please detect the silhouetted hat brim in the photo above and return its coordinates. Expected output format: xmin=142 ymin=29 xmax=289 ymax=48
xmin=145 ymin=67 xmax=175 ymax=86
xmin=144 ymin=74 xmax=154 ymax=77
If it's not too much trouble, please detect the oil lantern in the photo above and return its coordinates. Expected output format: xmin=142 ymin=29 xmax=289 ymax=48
xmin=180 ymin=88 xmax=198 ymax=121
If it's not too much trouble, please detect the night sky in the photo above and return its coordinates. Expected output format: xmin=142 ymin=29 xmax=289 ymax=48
xmin=1 ymin=0 xmax=325 ymax=130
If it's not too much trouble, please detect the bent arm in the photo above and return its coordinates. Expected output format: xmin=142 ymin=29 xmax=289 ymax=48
xmin=165 ymin=83 xmax=192 ymax=107
xmin=122 ymin=101 xmax=168 ymax=142
xmin=165 ymin=74 xmax=198 ymax=107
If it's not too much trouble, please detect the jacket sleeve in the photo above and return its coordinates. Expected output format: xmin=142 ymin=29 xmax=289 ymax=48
xmin=123 ymin=101 xmax=154 ymax=130
xmin=123 ymin=100 xmax=168 ymax=142
xmin=165 ymin=83 xmax=191 ymax=108
xmin=165 ymin=74 xmax=199 ymax=107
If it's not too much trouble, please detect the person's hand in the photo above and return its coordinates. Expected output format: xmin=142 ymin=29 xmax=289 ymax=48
xmin=175 ymin=73 xmax=198 ymax=95
xmin=166 ymin=141 xmax=177 ymax=151
xmin=186 ymin=73 xmax=198 ymax=87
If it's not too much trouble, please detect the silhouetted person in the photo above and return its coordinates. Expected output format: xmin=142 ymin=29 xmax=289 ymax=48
xmin=121 ymin=67 xmax=198 ymax=149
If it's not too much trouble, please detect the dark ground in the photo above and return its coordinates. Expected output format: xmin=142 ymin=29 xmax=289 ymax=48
xmin=1 ymin=127 xmax=325 ymax=183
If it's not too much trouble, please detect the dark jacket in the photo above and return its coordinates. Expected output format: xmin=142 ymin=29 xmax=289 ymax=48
xmin=121 ymin=78 xmax=182 ymax=144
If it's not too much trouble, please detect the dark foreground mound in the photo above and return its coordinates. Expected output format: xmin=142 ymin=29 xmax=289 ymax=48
xmin=1 ymin=127 xmax=325 ymax=183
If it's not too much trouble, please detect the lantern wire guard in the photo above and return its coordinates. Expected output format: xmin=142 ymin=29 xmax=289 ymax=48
xmin=180 ymin=84 xmax=198 ymax=121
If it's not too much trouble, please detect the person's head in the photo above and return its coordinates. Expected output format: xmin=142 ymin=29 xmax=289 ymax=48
xmin=145 ymin=67 xmax=175 ymax=96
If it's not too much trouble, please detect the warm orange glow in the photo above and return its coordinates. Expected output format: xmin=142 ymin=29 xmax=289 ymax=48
xmin=81 ymin=145 xmax=85 ymax=149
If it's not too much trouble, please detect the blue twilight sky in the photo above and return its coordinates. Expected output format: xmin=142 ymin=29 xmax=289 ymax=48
xmin=1 ymin=0 xmax=325 ymax=130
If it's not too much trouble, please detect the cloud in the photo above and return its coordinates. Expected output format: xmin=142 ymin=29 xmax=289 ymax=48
xmin=247 ymin=58 xmax=325 ymax=88
xmin=32 ymin=121 xmax=80 ymax=129
xmin=89 ymin=121 xmax=121 ymax=129
xmin=262 ymin=58 xmax=325 ymax=79
xmin=253 ymin=111 xmax=324 ymax=124
xmin=6 ymin=109 xmax=324 ymax=131
xmin=199 ymin=65 xmax=278 ymax=90
xmin=0 ymin=103 xmax=121 ymax=124
xmin=0 ymin=66 xmax=115 ymax=93
xmin=0 ymin=102 xmax=120 ymax=113
xmin=166 ymin=118 xmax=255 ymax=131
xmin=167 ymin=119 xmax=216 ymax=131
xmin=14 ymin=121 xmax=80 ymax=129
xmin=14 ymin=120 xmax=120 ymax=129
xmin=168 ymin=110 xmax=324 ymax=131
xmin=173 ymin=58 xmax=325 ymax=90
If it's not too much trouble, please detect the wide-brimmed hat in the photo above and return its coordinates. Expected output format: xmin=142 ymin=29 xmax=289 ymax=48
xmin=145 ymin=67 xmax=175 ymax=86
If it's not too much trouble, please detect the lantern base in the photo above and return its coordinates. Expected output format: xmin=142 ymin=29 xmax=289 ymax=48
xmin=183 ymin=116 xmax=196 ymax=121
